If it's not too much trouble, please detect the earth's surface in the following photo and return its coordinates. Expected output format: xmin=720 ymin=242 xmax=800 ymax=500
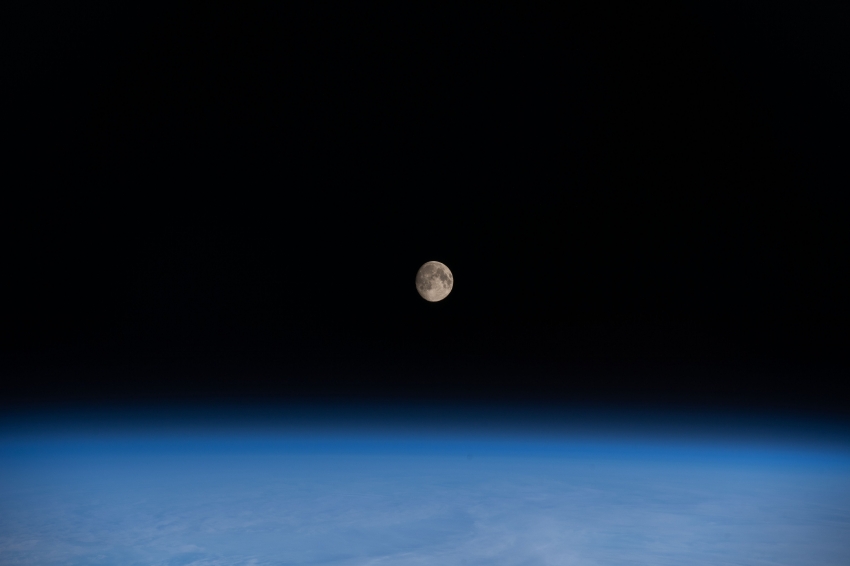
xmin=1 ymin=408 xmax=849 ymax=565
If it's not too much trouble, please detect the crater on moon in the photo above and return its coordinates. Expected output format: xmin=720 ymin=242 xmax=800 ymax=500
xmin=416 ymin=261 xmax=453 ymax=302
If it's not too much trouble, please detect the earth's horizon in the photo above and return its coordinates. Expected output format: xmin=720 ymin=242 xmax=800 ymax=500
xmin=2 ymin=403 xmax=849 ymax=565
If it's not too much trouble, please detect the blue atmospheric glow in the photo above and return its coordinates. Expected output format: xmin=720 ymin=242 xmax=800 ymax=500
xmin=1 ymin=406 xmax=849 ymax=565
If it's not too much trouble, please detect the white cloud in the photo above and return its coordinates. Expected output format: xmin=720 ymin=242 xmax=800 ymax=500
xmin=1 ymin=443 xmax=849 ymax=565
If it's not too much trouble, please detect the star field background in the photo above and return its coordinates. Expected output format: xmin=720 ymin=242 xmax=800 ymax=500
xmin=5 ymin=1 xmax=849 ymax=411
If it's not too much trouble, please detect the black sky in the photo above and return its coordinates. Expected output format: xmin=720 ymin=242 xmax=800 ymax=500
xmin=5 ymin=2 xmax=849 ymax=411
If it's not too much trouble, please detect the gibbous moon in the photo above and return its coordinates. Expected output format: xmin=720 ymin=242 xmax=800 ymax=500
xmin=416 ymin=261 xmax=453 ymax=302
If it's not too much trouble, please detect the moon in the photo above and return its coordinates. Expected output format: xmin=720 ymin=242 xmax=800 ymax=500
xmin=416 ymin=261 xmax=453 ymax=302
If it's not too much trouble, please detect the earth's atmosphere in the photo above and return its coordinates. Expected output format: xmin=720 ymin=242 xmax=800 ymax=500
xmin=1 ymin=406 xmax=849 ymax=565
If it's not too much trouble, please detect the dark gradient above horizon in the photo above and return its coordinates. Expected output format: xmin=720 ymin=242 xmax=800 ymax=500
xmin=5 ymin=2 xmax=849 ymax=413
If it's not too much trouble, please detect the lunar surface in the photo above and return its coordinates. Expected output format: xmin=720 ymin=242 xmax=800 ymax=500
xmin=416 ymin=261 xmax=453 ymax=302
